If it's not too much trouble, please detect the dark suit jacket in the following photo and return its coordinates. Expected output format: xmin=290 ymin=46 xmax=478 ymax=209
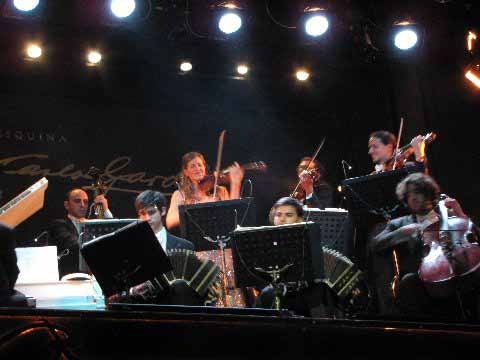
xmin=305 ymin=181 xmax=334 ymax=209
xmin=48 ymin=218 xmax=80 ymax=278
xmin=166 ymin=232 xmax=194 ymax=251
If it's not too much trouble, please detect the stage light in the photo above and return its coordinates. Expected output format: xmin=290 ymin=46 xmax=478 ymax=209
xmin=110 ymin=0 xmax=136 ymax=18
xmin=236 ymin=64 xmax=248 ymax=75
xmin=13 ymin=0 xmax=39 ymax=12
xmin=296 ymin=69 xmax=310 ymax=81
xmin=301 ymin=3 xmax=330 ymax=38
xmin=180 ymin=61 xmax=192 ymax=72
xmin=304 ymin=13 xmax=329 ymax=37
xmin=392 ymin=21 xmax=419 ymax=50
xmin=218 ymin=12 xmax=242 ymax=34
xmin=26 ymin=44 xmax=42 ymax=59
xmin=465 ymin=64 xmax=480 ymax=89
xmin=87 ymin=50 xmax=102 ymax=66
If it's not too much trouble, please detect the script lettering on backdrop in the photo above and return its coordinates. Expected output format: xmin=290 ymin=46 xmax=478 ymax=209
xmin=0 ymin=154 xmax=178 ymax=195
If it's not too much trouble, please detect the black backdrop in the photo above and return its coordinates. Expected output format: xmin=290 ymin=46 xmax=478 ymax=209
xmin=1 ymin=1 xmax=480 ymax=247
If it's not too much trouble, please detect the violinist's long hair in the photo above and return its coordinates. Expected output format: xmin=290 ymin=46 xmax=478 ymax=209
xmin=178 ymin=152 xmax=209 ymax=203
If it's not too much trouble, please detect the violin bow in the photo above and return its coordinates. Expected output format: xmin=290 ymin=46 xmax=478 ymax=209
xmin=392 ymin=117 xmax=404 ymax=170
xmin=212 ymin=130 xmax=226 ymax=200
xmin=290 ymin=137 xmax=326 ymax=198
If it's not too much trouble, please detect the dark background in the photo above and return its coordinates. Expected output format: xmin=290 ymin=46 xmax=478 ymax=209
xmin=0 ymin=0 xmax=479 ymax=247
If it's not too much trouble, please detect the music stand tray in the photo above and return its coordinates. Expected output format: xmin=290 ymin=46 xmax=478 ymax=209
xmin=179 ymin=197 xmax=255 ymax=251
xmin=340 ymin=164 xmax=424 ymax=219
xmin=231 ymin=222 xmax=323 ymax=288
xmin=80 ymin=221 xmax=172 ymax=297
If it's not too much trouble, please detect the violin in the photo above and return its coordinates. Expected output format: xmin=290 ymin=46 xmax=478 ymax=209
xmin=418 ymin=196 xmax=480 ymax=298
xmin=197 ymin=161 xmax=267 ymax=193
xmin=291 ymin=168 xmax=321 ymax=201
xmin=383 ymin=132 xmax=437 ymax=172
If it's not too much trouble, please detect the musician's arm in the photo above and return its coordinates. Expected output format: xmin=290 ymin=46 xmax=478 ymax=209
xmin=373 ymin=220 xmax=421 ymax=252
xmin=228 ymin=162 xmax=244 ymax=199
xmin=166 ymin=190 xmax=182 ymax=230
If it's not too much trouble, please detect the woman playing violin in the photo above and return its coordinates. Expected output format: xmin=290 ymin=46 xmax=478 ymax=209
xmin=368 ymin=130 xmax=426 ymax=174
xmin=166 ymin=151 xmax=244 ymax=230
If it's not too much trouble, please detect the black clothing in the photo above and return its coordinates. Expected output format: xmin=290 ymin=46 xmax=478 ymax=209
xmin=48 ymin=218 xmax=80 ymax=278
xmin=305 ymin=181 xmax=334 ymax=209
xmin=0 ymin=223 xmax=27 ymax=307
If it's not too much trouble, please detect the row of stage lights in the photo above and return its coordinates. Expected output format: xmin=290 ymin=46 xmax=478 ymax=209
xmin=9 ymin=1 xmax=480 ymax=89
xmin=10 ymin=0 xmax=420 ymax=51
xmin=23 ymin=43 xmax=312 ymax=81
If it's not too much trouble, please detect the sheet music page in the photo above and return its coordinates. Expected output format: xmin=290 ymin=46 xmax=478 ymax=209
xmin=15 ymin=246 xmax=59 ymax=283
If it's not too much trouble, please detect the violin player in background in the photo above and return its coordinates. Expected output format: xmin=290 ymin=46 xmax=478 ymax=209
xmin=372 ymin=173 xmax=480 ymax=320
xmin=166 ymin=151 xmax=244 ymax=230
xmin=295 ymin=157 xmax=334 ymax=209
xmin=368 ymin=130 xmax=427 ymax=174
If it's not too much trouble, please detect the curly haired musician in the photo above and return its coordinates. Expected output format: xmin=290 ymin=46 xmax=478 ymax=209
xmin=372 ymin=173 xmax=480 ymax=320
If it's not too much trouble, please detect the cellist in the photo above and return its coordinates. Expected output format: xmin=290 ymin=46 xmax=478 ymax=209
xmin=373 ymin=173 xmax=480 ymax=320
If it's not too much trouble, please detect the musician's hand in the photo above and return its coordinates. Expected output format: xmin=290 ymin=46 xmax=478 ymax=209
xmin=411 ymin=135 xmax=426 ymax=162
xmin=93 ymin=194 xmax=109 ymax=211
xmin=299 ymin=170 xmax=314 ymax=195
xmin=228 ymin=162 xmax=244 ymax=185
xmin=443 ymin=196 xmax=467 ymax=218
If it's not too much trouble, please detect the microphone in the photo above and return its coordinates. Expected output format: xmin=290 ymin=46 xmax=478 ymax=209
xmin=33 ymin=230 xmax=49 ymax=245
xmin=341 ymin=160 xmax=353 ymax=170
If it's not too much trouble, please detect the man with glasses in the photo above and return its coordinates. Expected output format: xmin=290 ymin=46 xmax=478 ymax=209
xmin=295 ymin=157 xmax=334 ymax=209
xmin=48 ymin=188 xmax=113 ymax=278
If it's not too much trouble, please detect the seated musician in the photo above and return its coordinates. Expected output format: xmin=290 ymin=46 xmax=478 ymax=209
xmin=258 ymin=197 xmax=338 ymax=317
xmin=48 ymin=188 xmax=113 ymax=278
xmin=296 ymin=157 xmax=334 ymax=209
xmin=108 ymin=190 xmax=199 ymax=305
xmin=166 ymin=151 xmax=244 ymax=230
xmin=373 ymin=173 xmax=479 ymax=319
xmin=368 ymin=130 xmax=426 ymax=174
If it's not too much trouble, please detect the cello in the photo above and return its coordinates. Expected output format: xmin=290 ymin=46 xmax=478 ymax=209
xmin=418 ymin=195 xmax=480 ymax=298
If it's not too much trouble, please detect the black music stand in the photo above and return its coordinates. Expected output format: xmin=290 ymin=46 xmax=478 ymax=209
xmin=80 ymin=221 xmax=172 ymax=297
xmin=76 ymin=218 xmax=139 ymax=273
xmin=231 ymin=222 xmax=324 ymax=288
xmin=303 ymin=209 xmax=354 ymax=257
xmin=341 ymin=163 xmax=424 ymax=220
xmin=179 ymin=197 xmax=255 ymax=251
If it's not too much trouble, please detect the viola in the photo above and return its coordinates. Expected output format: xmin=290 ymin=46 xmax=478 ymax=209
xmin=383 ymin=132 xmax=437 ymax=172
xmin=418 ymin=197 xmax=480 ymax=298
xmin=197 ymin=161 xmax=267 ymax=192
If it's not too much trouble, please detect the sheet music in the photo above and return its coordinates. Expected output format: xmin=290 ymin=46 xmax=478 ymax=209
xmin=15 ymin=246 xmax=59 ymax=283
xmin=234 ymin=221 xmax=315 ymax=232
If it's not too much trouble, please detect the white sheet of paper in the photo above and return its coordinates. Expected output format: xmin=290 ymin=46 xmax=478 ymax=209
xmin=15 ymin=246 xmax=59 ymax=283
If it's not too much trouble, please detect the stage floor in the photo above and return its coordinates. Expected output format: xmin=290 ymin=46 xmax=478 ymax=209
xmin=1 ymin=306 xmax=479 ymax=359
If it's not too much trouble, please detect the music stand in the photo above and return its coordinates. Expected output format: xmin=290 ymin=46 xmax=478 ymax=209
xmin=179 ymin=198 xmax=255 ymax=251
xmin=76 ymin=218 xmax=139 ymax=273
xmin=340 ymin=164 xmax=424 ymax=220
xmin=231 ymin=222 xmax=324 ymax=287
xmin=303 ymin=209 xmax=354 ymax=257
xmin=80 ymin=221 xmax=172 ymax=297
